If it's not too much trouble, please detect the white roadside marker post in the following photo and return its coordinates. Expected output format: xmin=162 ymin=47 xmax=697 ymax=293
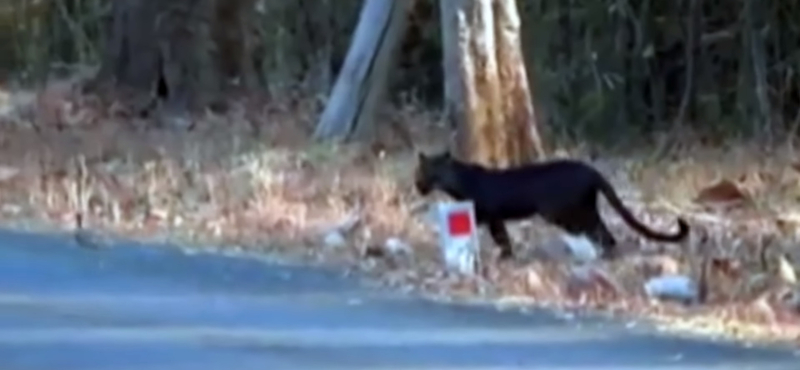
xmin=433 ymin=201 xmax=480 ymax=275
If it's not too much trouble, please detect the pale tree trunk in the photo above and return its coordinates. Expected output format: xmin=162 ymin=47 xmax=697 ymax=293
xmin=313 ymin=0 xmax=413 ymax=142
xmin=441 ymin=0 xmax=545 ymax=168
xmin=90 ymin=0 xmax=261 ymax=127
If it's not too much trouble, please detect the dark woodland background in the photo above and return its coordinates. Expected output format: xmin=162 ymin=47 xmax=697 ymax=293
xmin=2 ymin=0 xmax=798 ymax=147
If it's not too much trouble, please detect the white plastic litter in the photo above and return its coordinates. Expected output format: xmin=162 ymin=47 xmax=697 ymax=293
xmin=644 ymin=274 xmax=698 ymax=303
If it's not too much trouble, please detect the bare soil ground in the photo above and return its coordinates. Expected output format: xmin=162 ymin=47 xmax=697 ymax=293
xmin=1 ymin=81 xmax=798 ymax=346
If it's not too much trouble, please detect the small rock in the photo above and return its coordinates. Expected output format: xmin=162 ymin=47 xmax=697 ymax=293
xmin=531 ymin=237 xmax=571 ymax=261
xmin=561 ymin=234 xmax=599 ymax=263
xmin=384 ymin=237 xmax=412 ymax=255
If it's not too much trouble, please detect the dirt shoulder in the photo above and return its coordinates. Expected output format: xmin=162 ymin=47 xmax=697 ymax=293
xmin=0 ymin=85 xmax=798 ymax=347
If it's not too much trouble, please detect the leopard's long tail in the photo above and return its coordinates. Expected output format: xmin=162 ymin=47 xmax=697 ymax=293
xmin=596 ymin=175 xmax=689 ymax=242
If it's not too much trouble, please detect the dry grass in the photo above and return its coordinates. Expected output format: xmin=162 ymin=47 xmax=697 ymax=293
xmin=0 ymin=80 xmax=798 ymax=347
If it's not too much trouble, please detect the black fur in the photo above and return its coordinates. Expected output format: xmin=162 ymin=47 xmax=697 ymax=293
xmin=414 ymin=151 xmax=689 ymax=259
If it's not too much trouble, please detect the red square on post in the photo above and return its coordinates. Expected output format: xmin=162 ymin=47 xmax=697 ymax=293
xmin=447 ymin=211 xmax=473 ymax=237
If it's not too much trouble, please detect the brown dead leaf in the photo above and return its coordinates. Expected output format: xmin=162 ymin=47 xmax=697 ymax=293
xmin=737 ymin=171 xmax=773 ymax=191
xmin=694 ymin=179 xmax=749 ymax=206
xmin=711 ymin=256 xmax=743 ymax=279
xmin=362 ymin=243 xmax=386 ymax=258
xmin=774 ymin=214 xmax=800 ymax=237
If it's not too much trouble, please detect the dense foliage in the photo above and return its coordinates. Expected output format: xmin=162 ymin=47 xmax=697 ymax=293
xmin=3 ymin=0 xmax=798 ymax=143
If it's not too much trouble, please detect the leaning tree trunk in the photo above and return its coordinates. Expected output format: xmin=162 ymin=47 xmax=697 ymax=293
xmin=92 ymin=0 xmax=260 ymax=126
xmin=313 ymin=0 xmax=414 ymax=142
xmin=441 ymin=0 xmax=545 ymax=168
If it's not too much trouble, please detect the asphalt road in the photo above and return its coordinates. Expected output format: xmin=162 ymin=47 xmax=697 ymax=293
xmin=0 ymin=229 xmax=797 ymax=370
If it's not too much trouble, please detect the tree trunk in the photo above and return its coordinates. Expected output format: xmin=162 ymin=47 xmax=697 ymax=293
xmin=441 ymin=0 xmax=545 ymax=168
xmin=493 ymin=0 xmax=545 ymax=163
xmin=92 ymin=0 xmax=260 ymax=125
xmin=313 ymin=0 xmax=413 ymax=142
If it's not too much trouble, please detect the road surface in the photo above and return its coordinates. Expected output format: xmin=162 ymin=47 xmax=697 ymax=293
xmin=0 ymin=229 xmax=797 ymax=370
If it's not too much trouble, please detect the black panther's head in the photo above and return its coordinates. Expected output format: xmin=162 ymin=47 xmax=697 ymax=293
xmin=413 ymin=150 xmax=454 ymax=195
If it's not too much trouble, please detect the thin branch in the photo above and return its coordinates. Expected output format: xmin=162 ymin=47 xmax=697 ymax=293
xmin=744 ymin=0 xmax=773 ymax=136
xmin=675 ymin=0 xmax=701 ymax=126
xmin=54 ymin=0 xmax=97 ymax=61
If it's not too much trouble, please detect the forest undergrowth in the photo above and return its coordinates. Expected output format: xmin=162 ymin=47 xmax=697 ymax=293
xmin=0 ymin=79 xmax=798 ymax=346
